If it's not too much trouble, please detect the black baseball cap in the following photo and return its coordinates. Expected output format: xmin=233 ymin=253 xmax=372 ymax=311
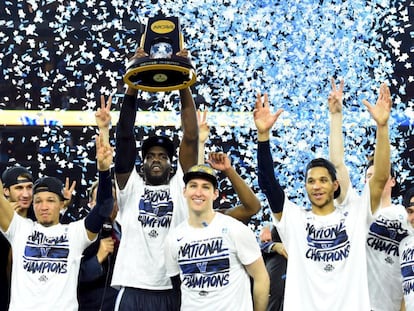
xmin=305 ymin=158 xmax=341 ymax=199
xmin=33 ymin=177 xmax=65 ymax=201
xmin=2 ymin=166 xmax=33 ymax=188
xmin=183 ymin=164 xmax=218 ymax=189
xmin=141 ymin=135 xmax=174 ymax=161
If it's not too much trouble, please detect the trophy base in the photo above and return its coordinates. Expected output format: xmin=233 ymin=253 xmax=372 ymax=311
xmin=124 ymin=56 xmax=197 ymax=92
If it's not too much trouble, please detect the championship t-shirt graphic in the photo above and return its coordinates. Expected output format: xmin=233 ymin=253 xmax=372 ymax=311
xmin=179 ymin=236 xmax=230 ymax=291
xmin=305 ymin=218 xmax=350 ymax=271
xmin=367 ymin=214 xmax=408 ymax=260
xmin=138 ymin=187 xmax=174 ymax=238
xmin=23 ymin=229 xmax=70 ymax=281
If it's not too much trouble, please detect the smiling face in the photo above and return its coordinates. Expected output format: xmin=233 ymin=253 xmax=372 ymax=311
xmin=4 ymin=178 xmax=33 ymax=210
xmin=33 ymin=192 xmax=64 ymax=227
xmin=183 ymin=178 xmax=218 ymax=217
xmin=305 ymin=166 xmax=338 ymax=214
xmin=142 ymin=145 xmax=172 ymax=185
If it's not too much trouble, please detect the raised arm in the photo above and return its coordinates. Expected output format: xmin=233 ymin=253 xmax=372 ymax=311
xmin=176 ymin=49 xmax=198 ymax=172
xmin=253 ymin=93 xmax=284 ymax=221
xmin=113 ymin=49 xmax=147 ymax=189
xmin=84 ymin=134 xmax=114 ymax=240
xmin=363 ymin=83 xmax=391 ymax=214
xmin=207 ymin=152 xmax=261 ymax=223
xmin=197 ymin=109 xmax=210 ymax=165
xmin=328 ymin=78 xmax=350 ymax=204
xmin=0 ymin=182 xmax=15 ymax=232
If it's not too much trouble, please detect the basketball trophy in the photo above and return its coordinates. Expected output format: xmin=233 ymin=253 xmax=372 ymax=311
xmin=123 ymin=15 xmax=197 ymax=92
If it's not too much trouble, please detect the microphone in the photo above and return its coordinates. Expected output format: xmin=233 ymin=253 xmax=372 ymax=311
xmin=101 ymin=219 xmax=113 ymax=238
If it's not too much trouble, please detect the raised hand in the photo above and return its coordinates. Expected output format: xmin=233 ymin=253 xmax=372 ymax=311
xmin=362 ymin=82 xmax=392 ymax=127
xmin=253 ymin=92 xmax=283 ymax=134
xmin=96 ymin=236 xmax=115 ymax=263
xmin=176 ymin=48 xmax=189 ymax=58
xmin=95 ymin=94 xmax=112 ymax=130
xmin=132 ymin=47 xmax=148 ymax=59
xmin=197 ymin=110 xmax=210 ymax=144
xmin=63 ymin=177 xmax=76 ymax=207
xmin=207 ymin=152 xmax=231 ymax=172
xmin=96 ymin=133 xmax=113 ymax=172
xmin=328 ymin=78 xmax=344 ymax=114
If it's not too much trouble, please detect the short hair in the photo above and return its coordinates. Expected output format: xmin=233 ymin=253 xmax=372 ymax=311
xmin=305 ymin=158 xmax=341 ymax=199
xmin=366 ymin=159 xmax=400 ymax=197
xmin=403 ymin=187 xmax=414 ymax=209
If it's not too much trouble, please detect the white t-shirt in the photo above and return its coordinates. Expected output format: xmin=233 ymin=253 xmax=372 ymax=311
xmin=274 ymin=186 xmax=372 ymax=311
xmin=111 ymin=166 xmax=188 ymax=289
xmin=399 ymin=231 xmax=414 ymax=310
xmin=165 ymin=212 xmax=261 ymax=311
xmin=1 ymin=214 xmax=91 ymax=311
xmin=367 ymin=204 xmax=408 ymax=311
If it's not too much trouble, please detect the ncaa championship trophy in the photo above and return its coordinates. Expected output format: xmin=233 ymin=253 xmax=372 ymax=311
xmin=123 ymin=15 xmax=197 ymax=92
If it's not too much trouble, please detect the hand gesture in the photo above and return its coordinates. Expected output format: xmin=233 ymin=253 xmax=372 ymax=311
xmin=176 ymin=48 xmax=189 ymax=59
xmin=259 ymin=226 xmax=272 ymax=242
xmin=130 ymin=47 xmax=148 ymax=60
xmin=207 ymin=152 xmax=231 ymax=172
xmin=63 ymin=177 xmax=76 ymax=207
xmin=96 ymin=236 xmax=115 ymax=263
xmin=11 ymin=202 xmax=23 ymax=214
xmin=96 ymin=133 xmax=113 ymax=172
xmin=273 ymin=242 xmax=288 ymax=259
xmin=253 ymin=92 xmax=283 ymax=134
xmin=197 ymin=110 xmax=210 ymax=144
xmin=95 ymin=94 xmax=112 ymax=130
xmin=328 ymin=78 xmax=344 ymax=114
xmin=362 ymin=82 xmax=392 ymax=127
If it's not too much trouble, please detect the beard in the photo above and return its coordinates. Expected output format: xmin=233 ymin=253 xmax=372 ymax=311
xmin=143 ymin=166 xmax=171 ymax=185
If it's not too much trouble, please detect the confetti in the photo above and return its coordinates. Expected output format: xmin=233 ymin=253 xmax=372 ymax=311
xmin=0 ymin=0 xmax=412 ymax=230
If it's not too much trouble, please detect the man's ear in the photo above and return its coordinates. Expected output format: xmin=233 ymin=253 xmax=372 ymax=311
xmin=214 ymin=189 xmax=219 ymax=200
xmin=3 ymin=188 xmax=10 ymax=197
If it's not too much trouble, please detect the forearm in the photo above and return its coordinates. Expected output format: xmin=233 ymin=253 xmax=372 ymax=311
xmin=198 ymin=140 xmax=206 ymax=164
xmin=0 ymin=195 xmax=14 ymax=232
xmin=329 ymin=112 xmax=344 ymax=167
xmin=329 ymin=112 xmax=350 ymax=202
xmin=79 ymin=255 xmax=104 ymax=283
xmin=370 ymin=123 xmax=390 ymax=212
xmin=252 ymin=275 xmax=270 ymax=311
xmin=373 ymin=123 xmax=390 ymax=183
xmin=85 ymin=170 xmax=113 ymax=233
xmin=179 ymin=88 xmax=198 ymax=141
xmin=178 ymin=88 xmax=198 ymax=170
xmin=115 ymin=93 xmax=137 ymax=174
xmin=257 ymin=141 xmax=285 ymax=215
xmin=224 ymin=167 xmax=260 ymax=214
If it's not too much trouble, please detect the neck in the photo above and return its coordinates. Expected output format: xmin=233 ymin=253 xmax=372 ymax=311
xmin=380 ymin=194 xmax=392 ymax=208
xmin=188 ymin=210 xmax=216 ymax=228
xmin=17 ymin=208 xmax=28 ymax=218
xmin=311 ymin=204 xmax=335 ymax=216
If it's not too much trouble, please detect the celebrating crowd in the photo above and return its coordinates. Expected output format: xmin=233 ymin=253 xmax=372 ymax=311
xmin=0 ymin=47 xmax=413 ymax=311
